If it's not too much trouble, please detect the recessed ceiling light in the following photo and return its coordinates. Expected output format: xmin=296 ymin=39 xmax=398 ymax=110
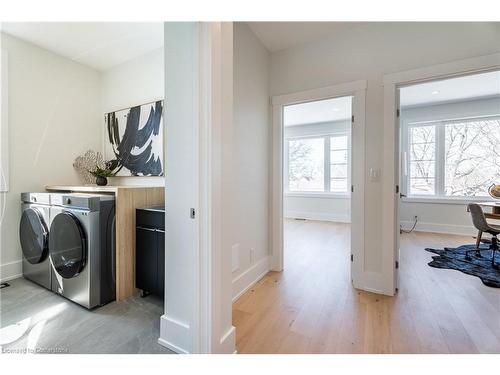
xmin=332 ymin=108 xmax=340 ymax=112
xmin=431 ymin=90 xmax=440 ymax=95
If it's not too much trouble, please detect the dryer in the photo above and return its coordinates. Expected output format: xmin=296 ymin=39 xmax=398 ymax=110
xmin=49 ymin=193 xmax=116 ymax=309
xmin=20 ymin=192 xmax=52 ymax=289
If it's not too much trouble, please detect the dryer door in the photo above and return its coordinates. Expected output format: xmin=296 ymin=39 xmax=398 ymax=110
xmin=49 ymin=212 xmax=87 ymax=279
xmin=19 ymin=207 xmax=49 ymax=264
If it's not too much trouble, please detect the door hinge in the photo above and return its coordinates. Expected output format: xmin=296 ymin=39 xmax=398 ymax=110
xmin=350 ymin=254 xmax=353 ymax=262
xmin=190 ymin=208 xmax=196 ymax=219
xmin=351 ymin=115 xmax=355 ymax=123
xmin=396 ymin=108 xmax=400 ymax=118
xmin=395 ymin=260 xmax=399 ymax=269
xmin=351 ymin=185 xmax=354 ymax=193
xmin=395 ymin=185 xmax=399 ymax=194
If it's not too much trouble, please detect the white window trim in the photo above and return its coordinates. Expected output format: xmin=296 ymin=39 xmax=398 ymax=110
xmin=284 ymin=131 xmax=351 ymax=196
xmin=0 ymin=49 xmax=8 ymax=193
xmin=402 ymin=113 xmax=500 ymax=201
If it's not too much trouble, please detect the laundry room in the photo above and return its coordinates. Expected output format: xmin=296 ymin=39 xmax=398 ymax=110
xmin=0 ymin=23 xmax=169 ymax=353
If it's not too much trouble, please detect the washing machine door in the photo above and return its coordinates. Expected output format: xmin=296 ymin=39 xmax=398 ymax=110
xmin=49 ymin=212 xmax=87 ymax=279
xmin=19 ymin=208 xmax=49 ymax=264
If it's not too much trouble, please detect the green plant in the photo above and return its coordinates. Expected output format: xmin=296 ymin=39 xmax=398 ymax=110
xmin=89 ymin=166 xmax=115 ymax=178
xmin=88 ymin=160 xmax=121 ymax=178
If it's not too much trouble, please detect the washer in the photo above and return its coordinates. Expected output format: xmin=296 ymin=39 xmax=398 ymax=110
xmin=49 ymin=193 xmax=116 ymax=309
xmin=20 ymin=192 xmax=52 ymax=290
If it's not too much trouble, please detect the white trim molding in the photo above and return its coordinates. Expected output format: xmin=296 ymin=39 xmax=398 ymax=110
xmin=0 ymin=260 xmax=21 ymax=283
xmin=382 ymin=52 xmax=500 ymax=296
xmin=272 ymin=80 xmax=367 ymax=106
xmin=285 ymin=211 xmax=350 ymax=223
xmin=400 ymin=220 xmax=477 ymax=237
xmin=232 ymin=256 xmax=270 ymax=302
xmin=160 ymin=21 xmax=235 ymax=354
xmin=270 ymin=80 xmax=367 ymax=292
xmin=0 ymin=49 xmax=8 ymax=193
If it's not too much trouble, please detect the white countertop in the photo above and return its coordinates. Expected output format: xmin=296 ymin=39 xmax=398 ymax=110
xmin=46 ymin=185 xmax=164 ymax=193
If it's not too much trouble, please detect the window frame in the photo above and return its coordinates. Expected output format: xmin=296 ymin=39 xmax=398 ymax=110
xmin=402 ymin=114 xmax=500 ymax=202
xmin=284 ymin=131 xmax=351 ymax=197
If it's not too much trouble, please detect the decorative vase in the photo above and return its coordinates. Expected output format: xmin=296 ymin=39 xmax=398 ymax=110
xmin=96 ymin=176 xmax=108 ymax=186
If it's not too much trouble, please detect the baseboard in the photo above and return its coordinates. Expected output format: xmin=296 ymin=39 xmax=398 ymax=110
xmin=353 ymin=270 xmax=395 ymax=297
xmin=158 ymin=314 xmax=191 ymax=354
xmin=232 ymin=256 xmax=270 ymax=302
xmin=0 ymin=260 xmax=21 ymax=282
xmin=400 ymin=220 xmax=476 ymax=236
xmin=157 ymin=337 xmax=188 ymax=354
xmin=285 ymin=210 xmax=350 ymax=223
xmin=217 ymin=326 xmax=236 ymax=354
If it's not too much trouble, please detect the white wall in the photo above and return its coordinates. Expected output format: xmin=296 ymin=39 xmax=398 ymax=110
xmin=231 ymin=23 xmax=271 ymax=300
xmin=400 ymin=96 xmax=500 ymax=235
xmin=284 ymin=120 xmax=351 ymax=222
xmin=160 ymin=21 xmax=235 ymax=354
xmin=101 ymin=47 xmax=165 ymax=186
xmin=270 ymin=22 xmax=500 ymax=273
xmin=0 ymin=33 xmax=102 ymax=281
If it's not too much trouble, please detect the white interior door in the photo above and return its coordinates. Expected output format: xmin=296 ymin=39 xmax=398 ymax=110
xmin=350 ymin=92 xmax=365 ymax=289
xmin=394 ymin=88 xmax=401 ymax=290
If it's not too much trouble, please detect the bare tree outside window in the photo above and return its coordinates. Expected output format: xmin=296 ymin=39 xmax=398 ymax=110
xmin=330 ymin=135 xmax=349 ymax=192
xmin=288 ymin=138 xmax=324 ymax=192
xmin=445 ymin=118 xmax=500 ymax=196
xmin=407 ymin=117 xmax=500 ymax=198
xmin=409 ymin=125 xmax=436 ymax=195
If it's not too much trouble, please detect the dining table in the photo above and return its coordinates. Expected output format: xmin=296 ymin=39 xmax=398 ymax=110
xmin=476 ymin=201 xmax=500 ymax=220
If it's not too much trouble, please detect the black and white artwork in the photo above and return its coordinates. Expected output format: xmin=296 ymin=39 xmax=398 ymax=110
xmin=104 ymin=100 xmax=164 ymax=176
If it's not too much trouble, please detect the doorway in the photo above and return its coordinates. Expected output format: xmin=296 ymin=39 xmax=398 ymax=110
xmin=396 ymin=69 xmax=500 ymax=280
xmin=282 ymin=96 xmax=353 ymax=274
xmin=270 ymin=80 xmax=367 ymax=290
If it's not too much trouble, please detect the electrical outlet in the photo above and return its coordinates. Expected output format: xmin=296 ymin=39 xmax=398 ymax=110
xmin=250 ymin=248 xmax=255 ymax=264
xmin=231 ymin=244 xmax=239 ymax=272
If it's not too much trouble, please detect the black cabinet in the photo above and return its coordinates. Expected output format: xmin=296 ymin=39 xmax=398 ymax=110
xmin=136 ymin=207 xmax=165 ymax=298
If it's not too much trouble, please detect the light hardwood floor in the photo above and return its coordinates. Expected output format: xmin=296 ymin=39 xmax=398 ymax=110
xmin=232 ymin=219 xmax=500 ymax=353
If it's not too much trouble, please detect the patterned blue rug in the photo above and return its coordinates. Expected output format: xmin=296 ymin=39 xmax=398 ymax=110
xmin=425 ymin=244 xmax=500 ymax=288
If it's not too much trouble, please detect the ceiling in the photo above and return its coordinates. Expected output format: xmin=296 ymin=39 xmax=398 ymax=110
xmin=284 ymin=96 xmax=352 ymax=127
xmin=400 ymin=70 xmax=500 ymax=107
xmin=1 ymin=22 xmax=163 ymax=71
xmin=247 ymin=22 xmax=362 ymax=52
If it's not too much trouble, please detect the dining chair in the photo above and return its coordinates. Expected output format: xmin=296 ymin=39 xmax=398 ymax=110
xmin=467 ymin=203 xmax=500 ymax=269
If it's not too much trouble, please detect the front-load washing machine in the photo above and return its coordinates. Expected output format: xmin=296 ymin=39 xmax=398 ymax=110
xmin=20 ymin=192 xmax=52 ymax=289
xmin=49 ymin=193 xmax=116 ymax=309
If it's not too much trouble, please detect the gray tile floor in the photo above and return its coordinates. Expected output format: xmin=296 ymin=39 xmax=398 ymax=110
xmin=0 ymin=278 xmax=174 ymax=354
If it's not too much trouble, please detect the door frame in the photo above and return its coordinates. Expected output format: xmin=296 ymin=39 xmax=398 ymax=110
xmin=160 ymin=22 xmax=234 ymax=354
xmin=270 ymin=80 xmax=367 ymax=288
xmin=382 ymin=52 xmax=500 ymax=295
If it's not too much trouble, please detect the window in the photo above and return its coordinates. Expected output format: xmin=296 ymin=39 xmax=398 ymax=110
xmin=408 ymin=125 xmax=436 ymax=195
xmin=330 ymin=135 xmax=349 ymax=193
xmin=288 ymin=137 xmax=325 ymax=192
xmin=286 ymin=134 xmax=350 ymax=194
xmin=405 ymin=116 xmax=500 ymax=198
